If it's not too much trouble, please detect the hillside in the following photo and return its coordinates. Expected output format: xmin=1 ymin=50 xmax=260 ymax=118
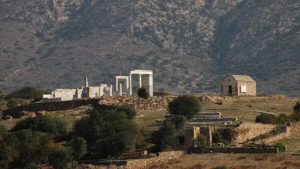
xmin=0 ymin=0 xmax=299 ymax=95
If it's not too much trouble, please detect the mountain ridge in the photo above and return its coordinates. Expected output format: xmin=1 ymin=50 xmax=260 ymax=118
xmin=0 ymin=0 xmax=299 ymax=95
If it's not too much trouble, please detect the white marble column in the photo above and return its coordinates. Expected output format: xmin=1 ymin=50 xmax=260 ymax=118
xmin=119 ymin=83 xmax=123 ymax=96
xmin=139 ymin=74 xmax=142 ymax=88
xmin=149 ymin=74 xmax=153 ymax=97
xmin=129 ymin=74 xmax=132 ymax=95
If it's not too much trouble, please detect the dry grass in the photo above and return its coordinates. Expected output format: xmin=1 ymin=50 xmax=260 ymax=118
xmin=162 ymin=154 xmax=300 ymax=169
xmin=135 ymin=110 xmax=166 ymax=128
xmin=202 ymin=96 xmax=300 ymax=122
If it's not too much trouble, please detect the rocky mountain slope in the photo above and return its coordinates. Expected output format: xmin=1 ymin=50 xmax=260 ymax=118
xmin=0 ymin=0 xmax=299 ymax=95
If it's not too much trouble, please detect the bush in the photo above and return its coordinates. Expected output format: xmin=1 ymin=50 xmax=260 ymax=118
xmin=171 ymin=115 xmax=187 ymax=130
xmin=74 ymin=108 xmax=137 ymax=158
xmin=116 ymin=105 xmax=136 ymax=120
xmin=168 ymin=95 xmax=201 ymax=119
xmin=138 ymin=87 xmax=150 ymax=99
xmin=12 ymin=115 xmax=68 ymax=137
xmin=7 ymin=99 xmax=19 ymax=109
xmin=0 ymin=125 xmax=7 ymax=138
xmin=7 ymin=87 xmax=44 ymax=99
xmin=292 ymin=102 xmax=300 ymax=121
xmin=197 ymin=135 xmax=208 ymax=148
xmin=159 ymin=121 xmax=177 ymax=150
xmin=3 ymin=130 xmax=52 ymax=167
xmin=278 ymin=114 xmax=291 ymax=124
xmin=0 ymin=143 xmax=18 ymax=169
xmin=49 ymin=147 xmax=73 ymax=169
xmin=294 ymin=102 xmax=300 ymax=113
xmin=0 ymin=91 xmax=5 ymax=100
xmin=68 ymin=137 xmax=87 ymax=160
xmin=255 ymin=113 xmax=280 ymax=124
xmin=25 ymin=162 xmax=39 ymax=169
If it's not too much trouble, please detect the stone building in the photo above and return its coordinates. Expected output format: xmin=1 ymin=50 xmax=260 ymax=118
xmin=43 ymin=77 xmax=112 ymax=101
xmin=220 ymin=75 xmax=256 ymax=96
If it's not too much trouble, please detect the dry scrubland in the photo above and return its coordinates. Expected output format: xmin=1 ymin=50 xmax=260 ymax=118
xmin=201 ymin=95 xmax=299 ymax=122
xmin=155 ymin=153 xmax=300 ymax=169
xmin=1 ymin=95 xmax=300 ymax=168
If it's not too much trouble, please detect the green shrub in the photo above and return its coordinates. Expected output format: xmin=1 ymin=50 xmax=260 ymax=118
xmin=159 ymin=121 xmax=177 ymax=150
xmin=138 ymin=87 xmax=150 ymax=99
xmin=278 ymin=114 xmax=291 ymax=124
xmin=0 ymin=91 xmax=5 ymax=100
xmin=0 ymin=143 xmax=18 ymax=168
xmin=74 ymin=108 xmax=137 ymax=158
xmin=291 ymin=102 xmax=300 ymax=121
xmin=68 ymin=137 xmax=87 ymax=160
xmin=168 ymin=95 xmax=201 ymax=119
xmin=255 ymin=113 xmax=280 ymax=124
xmin=0 ymin=125 xmax=7 ymax=138
xmin=197 ymin=135 xmax=208 ymax=148
xmin=7 ymin=87 xmax=44 ymax=99
xmin=294 ymin=102 xmax=300 ymax=113
xmin=12 ymin=115 xmax=68 ymax=137
xmin=3 ymin=130 xmax=52 ymax=167
xmin=273 ymin=142 xmax=285 ymax=152
xmin=49 ymin=147 xmax=73 ymax=169
xmin=116 ymin=105 xmax=137 ymax=120
xmin=25 ymin=162 xmax=39 ymax=169
xmin=171 ymin=115 xmax=187 ymax=130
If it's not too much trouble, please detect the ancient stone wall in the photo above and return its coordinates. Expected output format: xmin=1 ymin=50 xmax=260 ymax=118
xmin=254 ymin=127 xmax=291 ymax=144
xmin=124 ymin=151 xmax=184 ymax=169
xmin=2 ymin=99 xmax=99 ymax=118
xmin=192 ymin=147 xmax=279 ymax=154
xmin=232 ymin=122 xmax=276 ymax=145
xmin=99 ymin=96 xmax=175 ymax=111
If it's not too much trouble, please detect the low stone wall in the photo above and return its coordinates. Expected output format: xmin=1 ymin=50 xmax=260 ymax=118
xmin=124 ymin=151 xmax=184 ymax=169
xmin=2 ymin=99 xmax=99 ymax=118
xmin=99 ymin=96 xmax=175 ymax=111
xmin=232 ymin=122 xmax=276 ymax=145
xmin=255 ymin=127 xmax=291 ymax=144
xmin=192 ymin=147 xmax=279 ymax=154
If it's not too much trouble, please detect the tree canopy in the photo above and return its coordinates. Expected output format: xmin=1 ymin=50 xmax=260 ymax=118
xmin=115 ymin=105 xmax=137 ymax=120
xmin=7 ymin=87 xmax=44 ymax=99
xmin=12 ymin=115 xmax=68 ymax=137
xmin=168 ymin=95 xmax=201 ymax=119
xmin=74 ymin=108 xmax=138 ymax=158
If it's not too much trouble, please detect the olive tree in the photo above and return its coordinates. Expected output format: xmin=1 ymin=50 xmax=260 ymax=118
xmin=168 ymin=95 xmax=201 ymax=119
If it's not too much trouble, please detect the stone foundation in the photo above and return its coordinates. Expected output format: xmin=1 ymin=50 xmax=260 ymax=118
xmin=124 ymin=151 xmax=184 ymax=169
xmin=99 ymin=96 xmax=175 ymax=111
xmin=232 ymin=122 xmax=276 ymax=145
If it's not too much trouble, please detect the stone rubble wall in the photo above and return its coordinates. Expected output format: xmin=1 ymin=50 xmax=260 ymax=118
xmin=291 ymin=122 xmax=300 ymax=133
xmin=123 ymin=151 xmax=184 ymax=169
xmin=254 ymin=127 xmax=291 ymax=144
xmin=232 ymin=122 xmax=276 ymax=145
xmin=99 ymin=96 xmax=175 ymax=111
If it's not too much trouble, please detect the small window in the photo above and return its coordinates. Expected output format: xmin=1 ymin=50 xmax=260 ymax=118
xmin=241 ymin=85 xmax=247 ymax=93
